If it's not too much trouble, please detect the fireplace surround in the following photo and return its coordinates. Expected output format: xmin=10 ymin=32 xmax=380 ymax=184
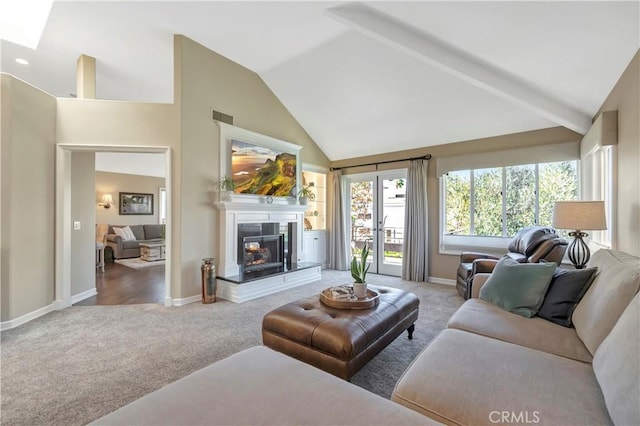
xmin=214 ymin=200 xmax=321 ymax=302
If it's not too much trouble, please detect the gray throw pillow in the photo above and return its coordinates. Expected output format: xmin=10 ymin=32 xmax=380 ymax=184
xmin=479 ymin=257 xmax=557 ymax=317
xmin=536 ymin=267 xmax=598 ymax=327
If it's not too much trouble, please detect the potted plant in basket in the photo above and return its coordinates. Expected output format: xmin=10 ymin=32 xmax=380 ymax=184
xmin=351 ymin=243 xmax=370 ymax=298
xmin=216 ymin=176 xmax=235 ymax=202
xmin=297 ymin=185 xmax=316 ymax=205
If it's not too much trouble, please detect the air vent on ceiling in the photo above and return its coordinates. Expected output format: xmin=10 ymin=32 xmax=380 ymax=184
xmin=212 ymin=109 xmax=233 ymax=125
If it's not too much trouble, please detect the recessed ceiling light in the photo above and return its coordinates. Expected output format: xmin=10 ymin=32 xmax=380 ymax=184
xmin=15 ymin=58 xmax=29 ymax=65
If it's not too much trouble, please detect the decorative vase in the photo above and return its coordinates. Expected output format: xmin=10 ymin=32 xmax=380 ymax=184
xmin=220 ymin=191 xmax=232 ymax=202
xmin=299 ymin=197 xmax=308 ymax=205
xmin=353 ymin=282 xmax=367 ymax=299
xmin=201 ymin=258 xmax=217 ymax=304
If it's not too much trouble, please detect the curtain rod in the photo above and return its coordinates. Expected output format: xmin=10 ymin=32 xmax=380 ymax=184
xmin=329 ymin=154 xmax=432 ymax=171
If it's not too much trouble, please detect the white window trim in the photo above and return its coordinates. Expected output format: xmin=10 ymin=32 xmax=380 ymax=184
xmin=439 ymin=161 xmax=579 ymax=255
xmin=439 ymin=177 xmax=511 ymax=255
xmin=581 ymin=144 xmax=616 ymax=250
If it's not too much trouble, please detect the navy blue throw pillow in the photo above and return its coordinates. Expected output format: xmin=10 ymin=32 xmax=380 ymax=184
xmin=537 ymin=267 xmax=598 ymax=327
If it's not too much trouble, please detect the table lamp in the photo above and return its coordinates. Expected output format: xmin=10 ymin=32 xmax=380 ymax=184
xmin=552 ymin=201 xmax=607 ymax=269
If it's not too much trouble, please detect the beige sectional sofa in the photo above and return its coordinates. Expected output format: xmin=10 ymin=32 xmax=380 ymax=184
xmin=93 ymin=249 xmax=639 ymax=425
xmin=392 ymin=249 xmax=640 ymax=425
xmin=93 ymin=346 xmax=436 ymax=425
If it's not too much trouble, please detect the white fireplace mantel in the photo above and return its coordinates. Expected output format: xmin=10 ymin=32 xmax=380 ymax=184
xmin=214 ymin=200 xmax=308 ymax=278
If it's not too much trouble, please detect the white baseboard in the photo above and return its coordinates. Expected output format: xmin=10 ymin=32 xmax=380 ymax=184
xmin=71 ymin=288 xmax=97 ymax=304
xmin=0 ymin=303 xmax=56 ymax=331
xmin=170 ymin=295 xmax=201 ymax=306
xmin=428 ymin=276 xmax=456 ymax=286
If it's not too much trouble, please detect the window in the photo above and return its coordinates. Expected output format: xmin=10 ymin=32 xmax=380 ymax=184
xmin=159 ymin=187 xmax=167 ymax=224
xmin=582 ymin=145 xmax=614 ymax=249
xmin=441 ymin=160 xmax=578 ymax=251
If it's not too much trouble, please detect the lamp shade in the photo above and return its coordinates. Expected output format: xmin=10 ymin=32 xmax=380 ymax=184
xmin=102 ymin=194 xmax=113 ymax=204
xmin=552 ymin=201 xmax=607 ymax=231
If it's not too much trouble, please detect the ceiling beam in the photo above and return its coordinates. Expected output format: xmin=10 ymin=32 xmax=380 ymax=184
xmin=326 ymin=3 xmax=591 ymax=134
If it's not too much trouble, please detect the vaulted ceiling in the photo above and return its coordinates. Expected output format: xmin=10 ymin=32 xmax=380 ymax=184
xmin=2 ymin=1 xmax=638 ymax=160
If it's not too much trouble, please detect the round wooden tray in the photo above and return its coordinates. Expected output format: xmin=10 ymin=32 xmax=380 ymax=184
xmin=320 ymin=286 xmax=379 ymax=310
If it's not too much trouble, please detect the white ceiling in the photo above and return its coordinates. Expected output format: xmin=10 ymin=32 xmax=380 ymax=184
xmin=2 ymin=1 xmax=638 ymax=161
xmin=95 ymin=152 xmax=166 ymax=178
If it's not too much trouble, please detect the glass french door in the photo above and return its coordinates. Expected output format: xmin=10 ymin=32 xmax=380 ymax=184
xmin=345 ymin=170 xmax=407 ymax=276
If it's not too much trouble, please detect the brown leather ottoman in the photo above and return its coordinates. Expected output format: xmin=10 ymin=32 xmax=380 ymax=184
xmin=262 ymin=285 xmax=419 ymax=380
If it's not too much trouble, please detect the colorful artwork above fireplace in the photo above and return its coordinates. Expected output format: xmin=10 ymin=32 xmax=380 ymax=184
xmin=231 ymin=139 xmax=297 ymax=197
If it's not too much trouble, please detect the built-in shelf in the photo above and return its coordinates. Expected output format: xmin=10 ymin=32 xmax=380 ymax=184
xmin=302 ymin=170 xmax=326 ymax=231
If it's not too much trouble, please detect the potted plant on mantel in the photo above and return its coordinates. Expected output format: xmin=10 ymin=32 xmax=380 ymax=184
xmin=297 ymin=185 xmax=316 ymax=205
xmin=216 ymin=176 xmax=236 ymax=202
xmin=351 ymin=243 xmax=370 ymax=299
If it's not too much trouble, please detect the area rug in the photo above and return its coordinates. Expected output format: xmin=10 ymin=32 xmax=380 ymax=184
xmin=0 ymin=270 xmax=463 ymax=425
xmin=115 ymin=257 xmax=165 ymax=268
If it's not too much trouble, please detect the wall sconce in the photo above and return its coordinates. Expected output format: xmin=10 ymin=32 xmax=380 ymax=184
xmin=97 ymin=194 xmax=114 ymax=209
xmin=552 ymin=201 xmax=607 ymax=269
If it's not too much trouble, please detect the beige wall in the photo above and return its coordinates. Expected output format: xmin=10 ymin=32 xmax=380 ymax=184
xmin=2 ymin=34 xmax=329 ymax=322
xmin=175 ymin=35 xmax=330 ymax=297
xmin=95 ymin=171 xmax=165 ymax=226
xmin=56 ymin=98 xmax=182 ymax=303
xmin=71 ymin=152 xmax=96 ymax=297
xmin=56 ymin=99 xmax=179 ymax=146
xmin=3 ymin=42 xmax=635 ymax=322
xmin=1 ymin=75 xmax=57 ymax=321
xmin=332 ymin=126 xmax=582 ymax=281
xmin=595 ymin=49 xmax=639 ymax=256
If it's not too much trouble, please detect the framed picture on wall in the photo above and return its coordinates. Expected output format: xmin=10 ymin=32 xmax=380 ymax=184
xmin=119 ymin=192 xmax=154 ymax=215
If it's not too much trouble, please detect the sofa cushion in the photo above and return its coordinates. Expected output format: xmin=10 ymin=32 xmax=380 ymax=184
xmin=121 ymin=240 xmax=140 ymax=250
xmin=392 ymin=329 xmax=612 ymax=426
xmin=572 ymin=250 xmax=640 ymax=355
xmin=448 ymin=298 xmax=593 ymax=363
xmin=537 ymin=267 xmax=597 ymax=327
xmin=593 ymin=293 xmax=640 ymax=426
xmin=93 ymin=346 xmax=434 ymax=426
xmin=479 ymin=257 xmax=556 ymax=317
xmin=143 ymin=224 xmax=164 ymax=240
xmin=123 ymin=226 xmax=137 ymax=241
xmin=113 ymin=227 xmax=135 ymax=241
xmin=129 ymin=225 xmax=145 ymax=240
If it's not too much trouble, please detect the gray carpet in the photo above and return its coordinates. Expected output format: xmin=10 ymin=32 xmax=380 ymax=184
xmin=0 ymin=270 xmax=463 ymax=425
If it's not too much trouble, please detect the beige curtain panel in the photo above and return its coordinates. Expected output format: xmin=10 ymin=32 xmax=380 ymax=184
xmin=329 ymin=170 xmax=349 ymax=270
xmin=402 ymin=159 xmax=429 ymax=281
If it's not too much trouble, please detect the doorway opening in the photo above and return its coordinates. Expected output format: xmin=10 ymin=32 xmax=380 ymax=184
xmin=55 ymin=144 xmax=172 ymax=310
xmin=344 ymin=169 xmax=407 ymax=276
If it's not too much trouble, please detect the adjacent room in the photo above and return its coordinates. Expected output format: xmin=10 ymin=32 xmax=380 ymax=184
xmin=84 ymin=151 xmax=168 ymax=306
xmin=1 ymin=1 xmax=638 ymax=425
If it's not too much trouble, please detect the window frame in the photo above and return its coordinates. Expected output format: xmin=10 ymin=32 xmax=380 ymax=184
xmin=582 ymin=145 xmax=615 ymax=250
xmin=439 ymin=160 xmax=579 ymax=254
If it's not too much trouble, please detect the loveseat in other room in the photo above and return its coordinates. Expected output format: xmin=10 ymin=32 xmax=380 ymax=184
xmin=106 ymin=224 xmax=165 ymax=259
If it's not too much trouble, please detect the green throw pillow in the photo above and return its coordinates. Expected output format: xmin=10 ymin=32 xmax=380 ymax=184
xmin=479 ymin=257 xmax=557 ymax=317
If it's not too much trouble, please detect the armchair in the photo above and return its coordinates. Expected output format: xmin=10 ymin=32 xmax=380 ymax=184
xmin=456 ymin=226 xmax=568 ymax=299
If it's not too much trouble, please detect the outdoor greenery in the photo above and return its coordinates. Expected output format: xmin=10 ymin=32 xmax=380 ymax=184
xmin=445 ymin=161 xmax=578 ymax=237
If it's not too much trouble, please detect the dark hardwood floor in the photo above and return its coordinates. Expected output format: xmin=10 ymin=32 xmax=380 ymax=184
xmin=74 ymin=261 xmax=165 ymax=306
